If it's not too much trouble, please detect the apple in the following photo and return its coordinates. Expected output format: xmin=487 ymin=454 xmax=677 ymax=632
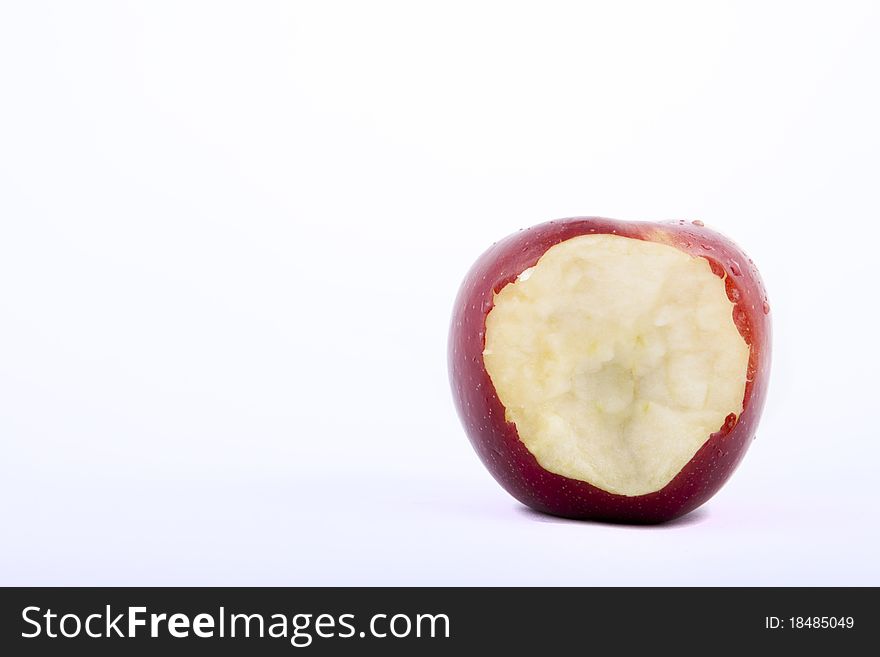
xmin=448 ymin=217 xmax=770 ymax=523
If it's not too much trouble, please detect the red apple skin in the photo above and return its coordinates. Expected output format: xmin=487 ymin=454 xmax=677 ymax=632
xmin=449 ymin=217 xmax=771 ymax=523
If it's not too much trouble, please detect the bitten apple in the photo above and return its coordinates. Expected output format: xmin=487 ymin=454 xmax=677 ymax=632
xmin=448 ymin=218 xmax=770 ymax=523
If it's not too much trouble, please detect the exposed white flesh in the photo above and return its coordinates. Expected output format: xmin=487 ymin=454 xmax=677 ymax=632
xmin=483 ymin=234 xmax=749 ymax=496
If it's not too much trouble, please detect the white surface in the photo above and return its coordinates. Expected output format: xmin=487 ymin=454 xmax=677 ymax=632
xmin=1 ymin=1 xmax=878 ymax=586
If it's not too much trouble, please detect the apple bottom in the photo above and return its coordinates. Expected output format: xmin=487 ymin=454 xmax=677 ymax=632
xmin=473 ymin=404 xmax=748 ymax=524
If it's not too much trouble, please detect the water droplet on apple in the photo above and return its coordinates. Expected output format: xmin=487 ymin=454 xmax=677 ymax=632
xmin=700 ymin=243 xmax=713 ymax=250
xmin=691 ymin=220 xmax=704 ymax=226
xmin=729 ymin=261 xmax=742 ymax=276
xmin=762 ymin=300 xmax=770 ymax=314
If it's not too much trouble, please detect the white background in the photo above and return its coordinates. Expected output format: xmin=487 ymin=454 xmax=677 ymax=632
xmin=1 ymin=1 xmax=878 ymax=585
